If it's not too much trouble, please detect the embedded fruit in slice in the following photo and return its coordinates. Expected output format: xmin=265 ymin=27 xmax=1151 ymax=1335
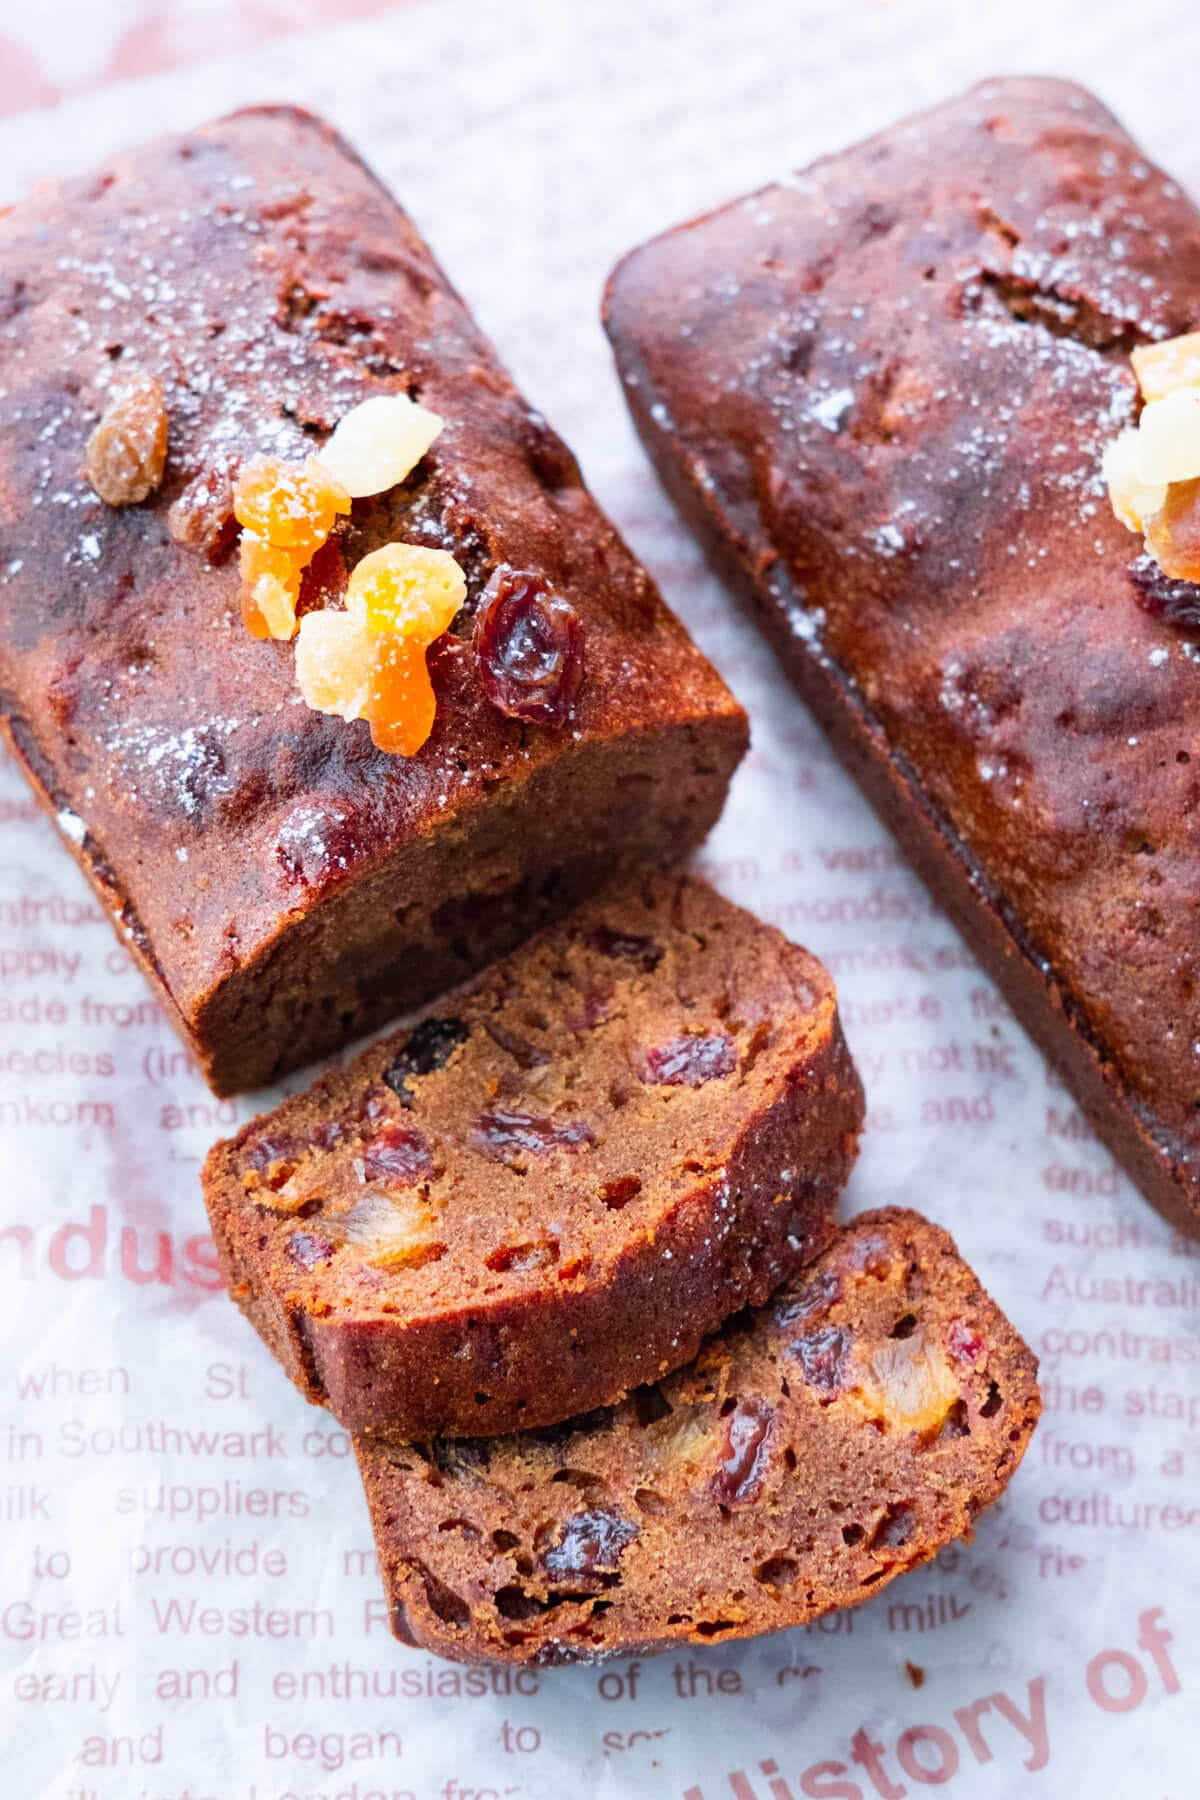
xmin=317 ymin=393 xmax=444 ymax=497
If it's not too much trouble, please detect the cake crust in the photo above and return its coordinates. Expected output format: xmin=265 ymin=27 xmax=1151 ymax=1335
xmin=0 ymin=105 xmax=745 ymax=1094
xmin=605 ymin=77 xmax=1200 ymax=1236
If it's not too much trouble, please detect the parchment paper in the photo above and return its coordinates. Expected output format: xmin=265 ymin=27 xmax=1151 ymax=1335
xmin=1 ymin=2 xmax=1196 ymax=1794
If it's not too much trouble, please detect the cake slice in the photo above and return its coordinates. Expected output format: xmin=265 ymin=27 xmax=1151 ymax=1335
xmin=203 ymin=873 xmax=863 ymax=1438
xmin=0 ymin=105 xmax=745 ymax=1096
xmin=356 ymin=1209 xmax=1041 ymax=1664
xmin=603 ymin=78 xmax=1200 ymax=1237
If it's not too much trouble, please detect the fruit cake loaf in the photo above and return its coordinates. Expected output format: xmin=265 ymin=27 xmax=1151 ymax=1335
xmin=203 ymin=872 xmax=863 ymax=1438
xmin=0 ymin=106 xmax=746 ymax=1096
xmin=604 ymin=77 xmax=1200 ymax=1237
xmin=356 ymin=1208 xmax=1040 ymax=1664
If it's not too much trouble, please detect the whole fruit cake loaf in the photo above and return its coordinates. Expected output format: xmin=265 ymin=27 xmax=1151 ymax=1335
xmin=356 ymin=1209 xmax=1041 ymax=1664
xmin=203 ymin=873 xmax=864 ymax=1438
xmin=0 ymin=106 xmax=745 ymax=1095
xmin=604 ymin=78 xmax=1200 ymax=1236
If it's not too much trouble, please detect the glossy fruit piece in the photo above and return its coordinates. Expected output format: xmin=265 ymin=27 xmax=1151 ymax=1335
xmin=366 ymin=634 xmax=438 ymax=755
xmin=1146 ymin=478 xmax=1200 ymax=582
xmin=348 ymin=543 xmax=466 ymax=640
xmin=294 ymin=609 xmax=373 ymax=719
xmin=317 ymin=392 xmax=444 ymax=497
xmin=233 ymin=454 xmax=350 ymax=555
xmin=1132 ymin=331 xmax=1200 ymax=403
xmin=239 ymin=533 xmax=304 ymax=640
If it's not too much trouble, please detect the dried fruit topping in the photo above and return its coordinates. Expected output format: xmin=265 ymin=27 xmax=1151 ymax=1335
xmin=640 ymin=1033 xmax=737 ymax=1087
xmin=543 ymin=1508 xmax=637 ymax=1580
xmin=1133 ymin=331 xmax=1200 ymax=404
xmin=947 ymin=1319 xmax=986 ymax=1366
xmin=86 ymin=373 xmax=169 ymax=506
xmin=774 ymin=1269 xmax=842 ymax=1328
xmin=383 ymin=1017 xmax=470 ymax=1102
xmin=1106 ymin=335 xmax=1200 ymax=582
xmin=473 ymin=567 xmax=585 ymax=725
xmin=470 ymin=1108 xmax=596 ymax=1164
xmin=239 ymin=533 xmax=304 ymax=640
xmin=286 ymin=1230 xmax=336 ymax=1270
xmin=294 ymin=543 xmax=465 ymax=753
xmin=316 ymin=392 xmax=444 ymax=497
xmin=586 ymin=925 xmax=664 ymax=971
xmin=359 ymin=1122 xmax=434 ymax=1188
xmin=862 ymin=1335 xmax=960 ymax=1436
xmin=1128 ymin=552 xmax=1200 ymax=625
xmin=787 ymin=1325 xmax=851 ymax=1394
xmin=712 ymin=1400 xmax=776 ymax=1507
xmin=233 ymin=454 xmax=350 ymax=557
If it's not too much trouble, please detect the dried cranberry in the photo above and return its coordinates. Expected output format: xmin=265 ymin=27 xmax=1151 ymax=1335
xmin=360 ymin=1122 xmax=433 ymax=1187
xmin=286 ymin=1231 xmax=336 ymax=1270
xmin=543 ymin=1508 xmax=637 ymax=1580
xmin=640 ymin=1034 xmax=737 ymax=1087
xmin=788 ymin=1326 xmax=851 ymax=1394
xmin=947 ymin=1319 xmax=986 ymax=1366
xmin=383 ymin=1016 xmax=469 ymax=1105
xmin=470 ymin=1108 xmax=596 ymax=1163
xmin=1128 ymin=552 xmax=1200 ymax=627
xmin=774 ymin=1269 xmax=842 ymax=1328
xmin=473 ymin=566 xmax=585 ymax=725
xmin=586 ymin=926 xmax=664 ymax=971
xmin=244 ymin=1132 xmax=304 ymax=1188
xmin=712 ymin=1400 xmax=776 ymax=1506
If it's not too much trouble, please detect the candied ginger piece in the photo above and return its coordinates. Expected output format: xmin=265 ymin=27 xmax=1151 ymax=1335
xmin=1104 ymin=430 xmax=1167 ymax=534
xmin=367 ymin=636 xmax=438 ymax=756
xmin=347 ymin=543 xmax=466 ymax=641
xmin=233 ymin=454 xmax=350 ymax=555
xmin=295 ymin=609 xmax=373 ymax=721
xmin=1145 ymin=477 xmax=1200 ymax=584
xmin=1134 ymin=390 xmax=1200 ymax=488
xmin=317 ymin=393 xmax=444 ymax=498
xmin=1133 ymin=331 xmax=1200 ymax=403
xmin=239 ymin=533 xmax=304 ymax=640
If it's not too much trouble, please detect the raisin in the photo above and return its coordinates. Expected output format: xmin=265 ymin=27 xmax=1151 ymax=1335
xmin=86 ymin=373 xmax=168 ymax=505
xmin=774 ymin=1269 xmax=842 ymax=1327
xmin=640 ymin=1033 xmax=737 ymax=1087
xmin=712 ymin=1399 xmax=776 ymax=1506
xmin=473 ymin=566 xmax=585 ymax=725
xmin=542 ymin=1508 xmax=637 ymax=1580
xmin=286 ymin=1231 xmax=336 ymax=1270
xmin=383 ymin=1017 xmax=470 ymax=1103
xmin=586 ymin=925 xmax=664 ymax=970
xmin=243 ymin=1132 xmax=304 ymax=1189
xmin=788 ymin=1325 xmax=851 ymax=1394
xmin=947 ymin=1319 xmax=986 ymax=1365
xmin=1128 ymin=552 xmax=1200 ymax=627
xmin=470 ymin=1108 xmax=596 ymax=1163
xmin=360 ymin=1122 xmax=433 ymax=1187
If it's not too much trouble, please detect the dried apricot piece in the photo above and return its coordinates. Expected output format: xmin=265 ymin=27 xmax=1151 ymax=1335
xmin=366 ymin=636 xmax=438 ymax=755
xmin=347 ymin=543 xmax=466 ymax=640
xmin=1133 ymin=331 xmax=1200 ymax=403
xmin=233 ymin=454 xmax=350 ymax=555
xmin=86 ymin=373 xmax=169 ymax=506
xmin=239 ymin=533 xmax=304 ymax=640
xmin=316 ymin=393 xmax=444 ymax=497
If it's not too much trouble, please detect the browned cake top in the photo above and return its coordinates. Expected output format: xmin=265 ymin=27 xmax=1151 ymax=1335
xmin=605 ymin=77 xmax=1200 ymax=1160
xmin=357 ymin=1209 xmax=1041 ymax=1664
xmin=210 ymin=873 xmax=845 ymax=1328
xmin=0 ymin=106 xmax=740 ymax=1027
